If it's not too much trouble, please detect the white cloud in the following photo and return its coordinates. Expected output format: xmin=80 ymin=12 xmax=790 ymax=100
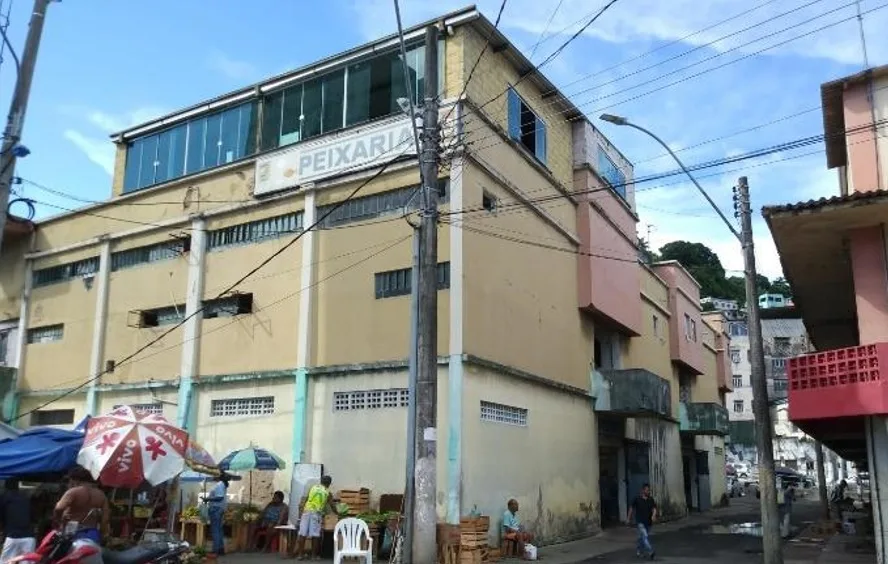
xmin=60 ymin=107 xmax=167 ymax=176
xmin=352 ymin=0 xmax=887 ymax=66
xmin=207 ymin=51 xmax=258 ymax=81
xmin=63 ymin=130 xmax=114 ymax=175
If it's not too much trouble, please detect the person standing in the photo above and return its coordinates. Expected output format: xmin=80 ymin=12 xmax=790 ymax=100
xmin=295 ymin=475 xmax=334 ymax=560
xmin=780 ymin=481 xmax=796 ymax=538
xmin=627 ymin=484 xmax=658 ymax=560
xmin=53 ymin=469 xmax=110 ymax=544
xmin=1 ymin=480 xmax=36 ymax=563
xmin=205 ymin=476 xmax=230 ymax=556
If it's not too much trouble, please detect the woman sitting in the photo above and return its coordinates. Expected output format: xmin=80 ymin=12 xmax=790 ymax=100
xmin=253 ymin=491 xmax=289 ymax=552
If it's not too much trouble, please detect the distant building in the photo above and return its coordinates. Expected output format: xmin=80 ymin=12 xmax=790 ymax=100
xmin=758 ymin=293 xmax=788 ymax=309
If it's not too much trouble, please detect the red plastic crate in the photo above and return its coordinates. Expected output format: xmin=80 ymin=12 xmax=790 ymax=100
xmin=787 ymin=342 xmax=888 ymax=420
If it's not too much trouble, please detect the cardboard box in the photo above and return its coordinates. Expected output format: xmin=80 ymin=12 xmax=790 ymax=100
xmin=323 ymin=514 xmax=339 ymax=531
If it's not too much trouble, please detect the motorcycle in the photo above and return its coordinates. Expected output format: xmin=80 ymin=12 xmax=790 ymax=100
xmin=10 ymin=522 xmax=190 ymax=564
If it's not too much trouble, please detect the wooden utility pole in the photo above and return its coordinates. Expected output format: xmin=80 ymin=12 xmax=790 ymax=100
xmin=736 ymin=176 xmax=783 ymax=564
xmin=0 ymin=0 xmax=51 ymax=252
xmin=815 ymin=441 xmax=829 ymax=519
xmin=412 ymin=25 xmax=439 ymax=564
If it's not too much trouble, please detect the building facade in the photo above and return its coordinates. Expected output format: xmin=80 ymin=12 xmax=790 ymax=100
xmin=0 ymin=7 xmax=729 ymax=543
xmin=765 ymin=64 xmax=888 ymax=560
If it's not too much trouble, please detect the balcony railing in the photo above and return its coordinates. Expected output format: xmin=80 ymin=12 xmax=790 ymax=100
xmin=679 ymin=402 xmax=730 ymax=435
xmin=788 ymin=342 xmax=888 ymax=420
xmin=593 ymin=368 xmax=672 ymax=418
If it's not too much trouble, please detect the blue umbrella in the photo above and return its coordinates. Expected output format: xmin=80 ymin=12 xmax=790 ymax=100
xmin=218 ymin=447 xmax=286 ymax=472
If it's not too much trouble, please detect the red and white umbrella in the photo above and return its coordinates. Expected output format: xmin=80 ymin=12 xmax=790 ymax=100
xmin=76 ymin=405 xmax=189 ymax=488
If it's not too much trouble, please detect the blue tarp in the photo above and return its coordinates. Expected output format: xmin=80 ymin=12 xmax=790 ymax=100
xmin=0 ymin=427 xmax=84 ymax=479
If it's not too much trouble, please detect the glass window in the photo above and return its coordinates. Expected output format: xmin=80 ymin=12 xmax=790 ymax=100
xmin=238 ymin=103 xmax=257 ymax=157
xmin=203 ymin=112 xmax=222 ymax=169
xmin=280 ymin=84 xmax=302 ymax=146
xmin=302 ymin=77 xmax=322 ymax=140
xmin=186 ymin=117 xmax=207 ymax=174
xmin=322 ymin=69 xmax=345 ymax=133
xmin=123 ymin=139 xmax=143 ymax=192
xmin=155 ymin=124 xmax=186 ymax=184
xmin=219 ymin=106 xmax=241 ymax=164
xmin=507 ymin=87 xmax=547 ymax=165
xmin=346 ymin=62 xmax=371 ymax=127
xmin=138 ymin=135 xmax=158 ymax=189
xmin=260 ymin=91 xmax=283 ymax=151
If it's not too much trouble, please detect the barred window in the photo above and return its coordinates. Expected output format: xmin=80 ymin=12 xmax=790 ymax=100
xmin=112 ymin=239 xmax=189 ymax=271
xmin=480 ymin=401 xmax=527 ymax=427
xmin=27 ymin=324 xmax=64 ymax=344
xmin=33 ymin=257 xmax=100 ymax=287
xmin=210 ymin=396 xmax=275 ymax=418
xmin=375 ymin=262 xmax=450 ymax=299
xmin=31 ymin=409 xmax=75 ymax=426
xmin=319 ymin=180 xmax=448 ymax=229
xmin=333 ymin=388 xmax=409 ymax=411
xmin=208 ymin=212 xmax=304 ymax=251
xmin=114 ymin=403 xmax=164 ymax=415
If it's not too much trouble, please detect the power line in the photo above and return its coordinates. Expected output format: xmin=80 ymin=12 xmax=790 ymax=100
xmin=16 ymin=234 xmax=411 ymax=418
xmin=527 ymin=0 xmax=565 ymax=60
xmin=9 ymin=147 xmax=408 ymax=421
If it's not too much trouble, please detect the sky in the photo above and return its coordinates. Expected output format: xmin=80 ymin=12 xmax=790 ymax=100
xmin=3 ymin=0 xmax=887 ymax=281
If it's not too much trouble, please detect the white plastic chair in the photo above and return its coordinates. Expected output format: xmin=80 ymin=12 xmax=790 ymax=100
xmin=333 ymin=517 xmax=373 ymax=564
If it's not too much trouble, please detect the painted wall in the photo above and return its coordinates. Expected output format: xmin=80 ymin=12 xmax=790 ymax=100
xmin=694 ymin=435 xmax=726 ymax=506
xmin=306 ymin=367 xmax=449 ymax=515
xmin=652 ymin=262 xmax=705 ymax=375
xmin=461 ymin=364 xmax=599 ymax=544
xmin=849 ymin=226 xmax=888 ymax=344
xmin=844 ymin=75 xmax=888 ymax=194
xmin=0 ymin=235 xmax=28 ymax=322
xmin=626 ymin=267 xmax=678 ymax=416
xmin=461 ymin=160 xmax=590 ymax=390
xmin=16 ymin=393 xmax=86 ymax=429
xmin=626 ymin=417 xmax=686 ymax=520
xmin=694 ymin=319 xmax=720 ymax=403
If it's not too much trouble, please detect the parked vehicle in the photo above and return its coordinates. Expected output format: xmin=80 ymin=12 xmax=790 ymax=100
xmin=11 ymin=524 xmax=189 ymax=564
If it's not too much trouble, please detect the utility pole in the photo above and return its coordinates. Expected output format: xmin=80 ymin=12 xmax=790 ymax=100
xmin=735 ymin=176 xmax=783 ymax=564
xmin=412 ymin=24 xmax=439 ymax=564
xmin=815 ymin=441 xmax=829 ymax=519
xmin=0 ymin=0 xmax=51 ymax=252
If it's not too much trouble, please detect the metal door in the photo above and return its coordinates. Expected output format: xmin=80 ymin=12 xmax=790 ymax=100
xmin=625 ymin=441 xmax=651 ymax=506
xmin=695 ymin=450 xmax=711 ymax=511
xmin=599 ymin=448 xmax=621 ymax=527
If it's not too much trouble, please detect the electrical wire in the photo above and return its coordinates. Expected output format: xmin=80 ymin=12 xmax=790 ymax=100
xmin=527 ymin=0 xmax=565 ymax=60
xmin=9 ymin=147 xmax=410 ymax=421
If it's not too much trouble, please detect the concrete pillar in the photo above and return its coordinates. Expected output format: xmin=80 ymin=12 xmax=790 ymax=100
xmin=865 ymin=416 xmax=888 ymax=564
xmin=177 ymin=216 xmax=207 ymax=431
xmin=8 ymin=258 xmax=32 ymax=422
xmin=293 ymin=188 xmax=317 ymax=464
xmin=849 ymin=226 xmax=888 ymax=344
xmin=86 ymin=238 xmax=111 ymax=416
xmin=447 ymin=153 xmax=465 ymax=524
xmin=843 ymin=81 xmax=882 ymax=192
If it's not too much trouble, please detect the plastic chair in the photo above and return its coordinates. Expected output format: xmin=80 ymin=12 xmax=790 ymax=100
xmin=333 ymin=517 xmax=373 ymax=564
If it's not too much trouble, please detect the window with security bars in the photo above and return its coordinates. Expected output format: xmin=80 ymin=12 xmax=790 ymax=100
xmin=210 ymin=396 xmax=275 ymax=418
xmin=31 ymin=409 xmax=75 ymax=426
xmin=375 ymin=262 xmax=450 ymax=298
xmin=114 ymin=403 xmax=164 ymax=415
xmin=732 ymin=375 xmax=743 ymax=388
xmin=333 ymin=388 xmax=409 ymax=411
xmin=111 ymin=238 xmax=190 ymax=271
xmin=33 ymin=257 xmax=100 ymax=287
xmin=208 ymin=212 xmax=304 ymax=251
xmin=480 ymin=401 xmax=527 ymax=426
xmin=27 ymin=324 xmax=64 ymax=344
xmin=319 ymin=181 xmax=448 ymax=229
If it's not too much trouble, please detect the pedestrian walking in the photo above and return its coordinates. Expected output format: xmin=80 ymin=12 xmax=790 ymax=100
xmin=627 ymin=483 xmax=658 ymax=560
xmin=780 ymin=480 xmax=796 ymax=538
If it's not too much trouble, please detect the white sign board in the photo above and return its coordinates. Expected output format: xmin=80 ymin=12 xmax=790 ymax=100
xmin=254 ymin=117 xmax=417 ymax=196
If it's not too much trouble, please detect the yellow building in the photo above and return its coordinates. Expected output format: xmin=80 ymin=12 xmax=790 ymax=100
xmin=0 ymin=7 xmax=729 ymax=542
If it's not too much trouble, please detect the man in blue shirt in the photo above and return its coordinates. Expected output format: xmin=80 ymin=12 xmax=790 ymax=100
xmin=205 ymin=476 xmax=230 ymax=556
xmin=502 ymin=499 xmax=533 ymax=557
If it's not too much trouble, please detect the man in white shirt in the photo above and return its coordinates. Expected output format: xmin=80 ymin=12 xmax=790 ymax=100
xmin=205 ymin=476 xmax=229 ymax=555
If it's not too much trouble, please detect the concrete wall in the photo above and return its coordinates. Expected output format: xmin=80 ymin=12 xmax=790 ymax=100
xmin=461 ymin=364 xmax=599 ymax=544
xmin=627 ymin=417 xmax=686 ymax=520
xmin=0 ymin=235 xmax=28 ymax=322
xmin=694 ymin=434 xmax=726 ymax=506
xmin=652 ymin=262 xmax=705 ymax=374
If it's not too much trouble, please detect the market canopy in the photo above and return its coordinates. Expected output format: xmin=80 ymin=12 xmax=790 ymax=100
xmin=0 ymin=427 xmax=84 ymax=480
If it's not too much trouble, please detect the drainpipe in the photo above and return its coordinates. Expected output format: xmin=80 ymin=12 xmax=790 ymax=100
xmin=177 ymin=216 xmax=207 ymax=431
xmin=8 ymin=256 xmax=32 ymax=423
xmin=446 ymin=121 xmax=465 ymax=524
xmin=293 ymin=188 xmax=317 ymax=463
xmin=86 ymin=238 xmax=111 ymax=416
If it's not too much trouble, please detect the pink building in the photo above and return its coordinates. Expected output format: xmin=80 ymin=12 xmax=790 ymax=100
xmin=765 ymin=64 xmax=888 ymax=560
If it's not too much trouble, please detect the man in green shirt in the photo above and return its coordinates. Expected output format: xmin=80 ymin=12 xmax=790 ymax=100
xmin=295 ymin=475 xmax=334 ymax=560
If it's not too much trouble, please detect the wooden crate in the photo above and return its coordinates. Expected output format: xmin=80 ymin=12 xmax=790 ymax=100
xmin=460 ymin=548 xmax=483 ymax=564
xmin=338 ymin=488 xmax=371 ymax=514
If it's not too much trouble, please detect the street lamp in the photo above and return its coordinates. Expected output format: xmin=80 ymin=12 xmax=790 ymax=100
xmin=600 ymin=113 xmax=784 ymax=564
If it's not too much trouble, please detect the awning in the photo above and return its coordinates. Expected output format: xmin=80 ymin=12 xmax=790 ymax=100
xmin=762 ymin=189 xmax=888 ymax=350
xmin=0 ymin=427 xmax=84 ymax=480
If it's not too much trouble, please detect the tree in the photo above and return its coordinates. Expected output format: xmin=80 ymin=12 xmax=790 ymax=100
xmin=639 ymin=238 xmax=659 ymax=264
xmin=658 ymin=241 xmax=731 ymax=299
xmin=770 ymin=277 xmax=792 ymax=297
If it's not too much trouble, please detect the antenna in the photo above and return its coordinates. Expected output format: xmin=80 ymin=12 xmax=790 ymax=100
xmin=856 ymin=0 xmax=869 ymax=69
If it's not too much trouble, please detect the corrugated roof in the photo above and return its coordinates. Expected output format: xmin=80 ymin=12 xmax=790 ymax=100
xmin=761 ymin=189 xmax=888 ymax=215
xmin=761 ymin=318 xmax=806 ymax=340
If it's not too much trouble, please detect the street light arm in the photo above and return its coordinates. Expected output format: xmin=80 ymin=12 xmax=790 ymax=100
xmin=621 ymin=121 xmax=742 ymax=241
